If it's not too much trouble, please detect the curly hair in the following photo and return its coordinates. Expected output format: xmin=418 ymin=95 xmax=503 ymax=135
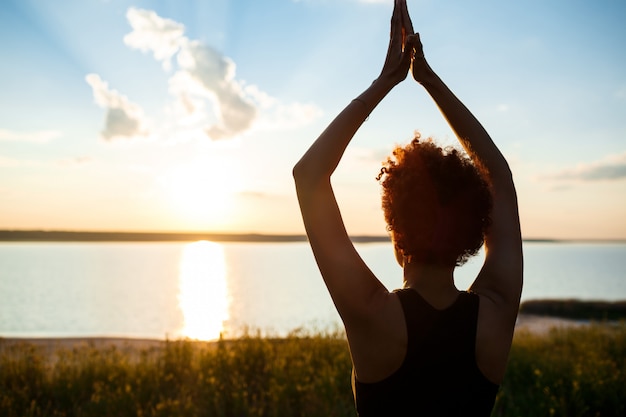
xmin=377 ymin=133 xmax=492 ymax=266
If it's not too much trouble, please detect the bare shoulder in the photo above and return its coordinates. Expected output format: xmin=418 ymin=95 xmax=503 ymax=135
xmin=346 ymin=291 xmax=407 ymax=384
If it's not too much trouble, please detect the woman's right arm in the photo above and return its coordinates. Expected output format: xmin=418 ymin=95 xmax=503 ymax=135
xmin=409 ymin=34 xmax=523 ymax=383
xmin=409 ymin=34 xmax=523 ymax=314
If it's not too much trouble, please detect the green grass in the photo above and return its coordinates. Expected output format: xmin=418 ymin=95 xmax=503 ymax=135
xmin=493 ymin=323 xmax=626 ymax=417
xmin=1 ymin=323 xmax=624 ymax=417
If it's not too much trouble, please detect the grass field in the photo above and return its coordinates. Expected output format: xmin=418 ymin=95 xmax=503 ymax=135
xmin=1 ymin=323 xmax=624 ymax=417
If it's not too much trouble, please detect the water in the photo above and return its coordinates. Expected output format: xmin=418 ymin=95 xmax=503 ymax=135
xmin=0 ymin=241 xmax=624 ymax=340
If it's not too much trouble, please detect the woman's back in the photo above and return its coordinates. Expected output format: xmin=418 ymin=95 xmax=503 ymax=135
xmin=353 ymin=289 xmax=498 ymax=416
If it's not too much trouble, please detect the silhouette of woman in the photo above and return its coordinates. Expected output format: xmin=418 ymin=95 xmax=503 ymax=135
xmin=293 ymin=1 xmax=523 ymax=415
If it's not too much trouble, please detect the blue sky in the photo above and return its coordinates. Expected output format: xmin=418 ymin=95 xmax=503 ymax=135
xmin=1 ymin=0 xmax=625 ymax=239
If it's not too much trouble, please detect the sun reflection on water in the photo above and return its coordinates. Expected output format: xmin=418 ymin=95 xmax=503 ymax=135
xmin=178 ymin=241 xmax=229 ymax=340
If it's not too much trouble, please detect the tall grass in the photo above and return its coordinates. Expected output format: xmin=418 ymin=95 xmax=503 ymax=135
xmin=493 ymin=323 xmax=626 ymax=417
xmin=1 ymin=323 xmax=624 ymax=417
xmin=1 ymin=329 xmax=353 ymax=417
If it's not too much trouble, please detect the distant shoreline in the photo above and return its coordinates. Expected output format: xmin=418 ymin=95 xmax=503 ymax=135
xmin=0 ymin=230 xmax=624 ymax=243
xmin=0 ymin=230 xmax=314 ymax=243
xmin=0 ymin=314 xmax=623 ymax=347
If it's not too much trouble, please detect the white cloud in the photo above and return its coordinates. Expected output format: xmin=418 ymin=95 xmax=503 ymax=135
xmin=121 ymin=7 xmax=320 ymax=141
xmin=0 ymin=155 xmax=40 ymax=168
xmin=0 ymin=154 xmax=92 ymax=169
xmin=541 ymin=152 xmax=626 ymax=182
xmin=56 ymin=156 xmax=93 ymax=167
xmin=124 ymin=8 xmax=185 ymax=71
xmin=178 ymin=40 xmax=257 ymax=139
xmin=0 ymin=129 xmax=62 ymax=143
xmin=244 ymin=84 xmax=322 ymax=131
xmin=85 ymin=73 xmax=149 ymax=141
xmin=496 ymin=104 xmax=510 ymax=112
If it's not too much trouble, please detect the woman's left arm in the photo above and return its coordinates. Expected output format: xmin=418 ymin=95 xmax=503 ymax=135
xmin=293 ymin=0 xmax=413 ymax=323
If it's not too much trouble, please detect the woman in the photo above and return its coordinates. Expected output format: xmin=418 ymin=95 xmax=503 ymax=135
xmin=293 ymin=1 xmax=523 ymax=415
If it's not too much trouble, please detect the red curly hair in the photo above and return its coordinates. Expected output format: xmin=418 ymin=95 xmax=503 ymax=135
xmin=377 ymin=133 xmax=492 ymax=266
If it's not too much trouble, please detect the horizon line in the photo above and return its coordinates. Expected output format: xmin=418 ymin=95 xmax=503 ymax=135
xmin=0 ymin=230 xmax=624 ymax=244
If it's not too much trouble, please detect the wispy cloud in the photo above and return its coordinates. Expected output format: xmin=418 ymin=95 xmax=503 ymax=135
xmin=541 ymin=152 xmax=626 ymax=182
xmin=85 ymin=74 xmax=149 ymax=141
xmin=0 ymin=129 xmax=62 ymax=143
xmin=0 ymin=155 xmax=40 ymax=168
xmin=237 ymin=190 xmax=273 ymax=200
xmin=0 ymin=155 xmax=92 ymax=169
xmin=56 ymin=156 xmax=93 ymax=167
xmin=496 ymin=104 xmax=510 ymax=112
xmin=120 ymin=7 xmax=319 ymax=141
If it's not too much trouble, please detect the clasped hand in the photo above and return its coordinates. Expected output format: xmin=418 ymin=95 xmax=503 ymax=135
xmin=379 ymin=0 xmax=429 ymax=87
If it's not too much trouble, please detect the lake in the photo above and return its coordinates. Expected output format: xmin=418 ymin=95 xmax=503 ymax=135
xmin=0 ymin=241 xmax=624 ymax=340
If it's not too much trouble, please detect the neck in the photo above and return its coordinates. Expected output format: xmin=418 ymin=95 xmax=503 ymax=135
xmin=402 ymin=261 xmax=459 ymax=306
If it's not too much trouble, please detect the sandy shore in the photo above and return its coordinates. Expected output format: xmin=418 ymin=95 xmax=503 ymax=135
xmin=0 ymin=336 xmax=171 ymax=358
xmin=0 ymin=314 xmax=596 ymax=352
xmin=513 ymin=314 xmax=589 ymax=335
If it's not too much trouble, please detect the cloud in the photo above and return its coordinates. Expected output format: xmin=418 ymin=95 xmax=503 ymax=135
xmin=85 ymin=74 xmax=149 ymax=141
xmin=542 ymin=152 xmax=626 ymax=182
xmin=237 ymin=190 xmax=272 ymax=200
xmin=244 ymin=84 xmax=322 ymax=131
xmin=0 ymin=129 xmax=62 ymax=143
xmin=56 ymin=156 xmax=93 ymax=167
xmin=0 ymin=154 xmax=92 ymax=169
xmin=121 ymin=7 xmax=320 ymax=141
xmin=124 ymin=8 xmax=185 ymax=71
xmin=0 ymin=155 xmax=40 ymax=168
xmin=178 ymin=41 xmax=257 ymax=139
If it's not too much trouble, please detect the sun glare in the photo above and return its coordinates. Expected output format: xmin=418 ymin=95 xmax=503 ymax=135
xmin=161 ymin=157 xmax=242 ymax=227
xmin=178 ymin=241 xmax=229 ymax=340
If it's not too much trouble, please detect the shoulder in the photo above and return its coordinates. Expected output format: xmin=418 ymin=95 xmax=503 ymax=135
xmin=347 ymin=291 xmax=408 ymax=384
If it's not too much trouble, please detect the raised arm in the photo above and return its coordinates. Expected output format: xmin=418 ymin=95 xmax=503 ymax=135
xmin=409 ymin=34 xmax=523 ymax=312
xmin=293 ymin=0 xmax=413 ymax=323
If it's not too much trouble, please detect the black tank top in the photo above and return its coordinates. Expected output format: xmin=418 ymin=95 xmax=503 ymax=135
xmin=353 ymin=289 xmax=499 ymax=417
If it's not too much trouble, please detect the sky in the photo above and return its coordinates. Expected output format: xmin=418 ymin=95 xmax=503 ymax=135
xmin=0 ymin=0 xmax=625 ymax=240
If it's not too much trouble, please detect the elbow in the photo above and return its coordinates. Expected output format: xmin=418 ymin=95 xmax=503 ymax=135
xmin=292 ymin=160 xmax=305 ymax=182
xmin=292 ymin=160 xmax=308 ymax=187
xmin=292 ymin=159 xmax=328 ymax=189
xmin=292 ymin=161 xmax=314 ymax=193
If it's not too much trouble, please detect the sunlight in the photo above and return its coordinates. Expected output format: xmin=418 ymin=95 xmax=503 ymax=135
xmin=178 ymin=241 xmax=229 ymax=340
xmin=160 ymin=156 xmax=243 ymax=227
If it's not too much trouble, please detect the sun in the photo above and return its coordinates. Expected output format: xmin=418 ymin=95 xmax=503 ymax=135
xmin=160 ymin=156 xmax=243 ymax=228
